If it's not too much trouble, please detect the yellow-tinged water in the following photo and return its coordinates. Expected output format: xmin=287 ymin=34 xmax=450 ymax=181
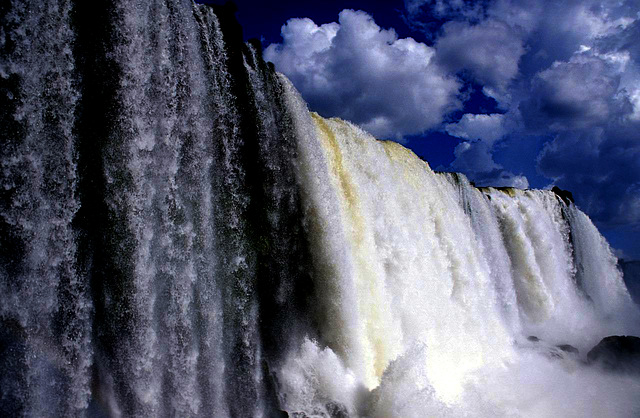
xmin=311 ymin=113 xmax=401 ymax=387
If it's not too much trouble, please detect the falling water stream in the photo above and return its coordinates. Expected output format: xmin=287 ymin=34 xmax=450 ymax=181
xmin=1 ymin=1 xmax=639 ymax=417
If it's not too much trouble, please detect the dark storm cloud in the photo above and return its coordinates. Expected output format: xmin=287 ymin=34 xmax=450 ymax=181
xmin=521 ymin=54 xmax=628 ymax=131
xmin=404 ymin=0 xmax=490 ymax=23
xmin=538 ymin=122 xmax=640 ymax=229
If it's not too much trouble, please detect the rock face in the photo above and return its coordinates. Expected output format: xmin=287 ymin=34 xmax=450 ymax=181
xmin=522 ymin=336 xmax=579 ymax=360
xmin=551 ymin=186 xmax=575 ymax=205
xmin=556 ymin=344 xmax=579 ymax=355
xmin=587 ymin=336 xmax=640 ymax=374
xmin=289 ymin=402 xmax=350 ymax=418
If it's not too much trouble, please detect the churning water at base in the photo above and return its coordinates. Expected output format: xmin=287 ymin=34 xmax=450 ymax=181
xmin=1 ymin=1 xmax=639 ymax=417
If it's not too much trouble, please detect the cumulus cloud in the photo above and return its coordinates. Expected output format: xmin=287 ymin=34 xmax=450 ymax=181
xmin=435 ymin=19 xmax=525 ymax=94
xmin=538 ymin=123 xmax=640 ymax=229
xmin=451 ymin=141 xmax=499 ymax=173
xmin=445 ymin=113 xmax=508 ymax=143
xmin=521 ymin=53 xmax=629 ymax=131
xmin=450 ymin=141 xmax=529 ymax=189
xmin=514 ymin=2 xmax=640 ymax=235
xmin=437 ymin=2 xmax=640 ymax=184
xmin=264 ymin=10 xmax=460 ymax=139
xmin=600 ymin=19 xmax=640 ymax=62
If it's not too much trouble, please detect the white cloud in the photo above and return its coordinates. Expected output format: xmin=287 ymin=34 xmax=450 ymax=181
xmin=431 ymin=0 xmax=640 ymax=225
xmin=451 ymin=141 xmax=499 ymax=173
xmin=487 ymin=0 xmax=541 ymax=33
xmin=521 ymin=42 xmax=640 ymax=133
xmin=264 ymin=10 xmax=460 ymax=139
xmin=435 ymin=19 xmax=526 ymax=93
xmin=628 ymin=88 xmax=640 ymax=120
xmin=450 ymin=141 xmax=529 ymax=189
xmin=432 ymin=0 xmax=638 ymax=100
xmin=524 ymin=54 xmax=623 ymax=130
xmin=500 ymin=173 xmax=530 ymax=190
xmin=574 ymin=4 xmax=636 ymax=39
xmin=268 ymin=18 xmax=339 ymax=75
xmin=445 ymin=113 xmax=507 ymax=144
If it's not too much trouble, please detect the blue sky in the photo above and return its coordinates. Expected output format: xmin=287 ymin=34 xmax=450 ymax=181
xmin=200 ymin=0 xmax=640 ymax=260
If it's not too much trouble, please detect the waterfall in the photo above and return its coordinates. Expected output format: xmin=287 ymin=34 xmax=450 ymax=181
xmin=2 ymin=1 xmax=312 ymax=416
xmin=1 ymin=1 xmax=639 ymax=417
xmin=0 ymin=1 xmax=90 ymax=416
xmin=279 ymin=79 xmax=640 ymax=417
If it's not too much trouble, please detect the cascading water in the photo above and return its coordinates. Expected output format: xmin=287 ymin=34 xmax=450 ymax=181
xmin=1 ymin=1 xmax=638 ymax=417
xmin=2 ymin=1 xmax=312 ymax=416
xmin=0 ymin=1 xmax=90 ymax=416
xmin=280 ymin=80 xmax=640 ymax=416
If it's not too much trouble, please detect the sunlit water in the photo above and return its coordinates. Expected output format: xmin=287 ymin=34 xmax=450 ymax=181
xmin=1 ymin=1 xmax=638 ymax=416
xmin=281 ymin=78 xmax=640 ymax=417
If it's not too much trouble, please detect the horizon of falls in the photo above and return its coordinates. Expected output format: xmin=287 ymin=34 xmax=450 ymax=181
xmin=1 ymin=1 xmax=639 ymax=417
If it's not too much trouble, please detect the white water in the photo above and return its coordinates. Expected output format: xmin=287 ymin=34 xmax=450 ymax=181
xmin=280 ymin=76 xmax=640 ymax=417
xmin=2 ymin=1 xmax=639 ymax=416
xmin=0 ymin=1 xmax=91 ymax=415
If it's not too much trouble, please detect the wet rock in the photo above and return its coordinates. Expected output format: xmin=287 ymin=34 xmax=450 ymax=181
xmin=556 ymin=344 xmax=579 ymax=355
xmin=552 ymin=186 xmax=574 ymax=205
xmin=587 ymin=335 xmax=640 ymax=374
xmin=326 ymin=401 xmax=350 ymax=418
xmin=287 ymin=401 xmax=350 ymax=418
xmin=522 ymin=337 xmax=580 ymax=361
xmin=546 ymin=348 xmax=565 ymax=359
xmin=542 ymin=344 xmax=579 ymax=361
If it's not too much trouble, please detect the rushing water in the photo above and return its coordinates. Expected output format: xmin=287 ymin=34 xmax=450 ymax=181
xmin=1 ymin=1 xmax=639 ymax=417
xmin=281 ymin=83 xmax=640 ymax=415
